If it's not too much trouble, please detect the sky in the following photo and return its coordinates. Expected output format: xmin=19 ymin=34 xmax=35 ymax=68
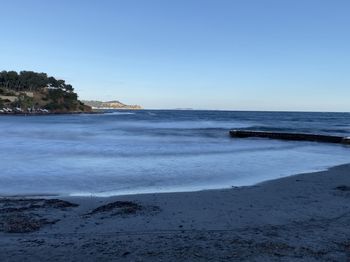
xmin=0 ymin=0 xmax=349 ymax=111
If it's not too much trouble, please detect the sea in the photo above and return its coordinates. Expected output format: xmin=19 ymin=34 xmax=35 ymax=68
xmin=1 ymin=110 xmax=350 ymax=196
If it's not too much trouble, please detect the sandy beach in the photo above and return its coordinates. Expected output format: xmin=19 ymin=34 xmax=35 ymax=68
xmin=1 ymin=164 xmax=350 ymax=261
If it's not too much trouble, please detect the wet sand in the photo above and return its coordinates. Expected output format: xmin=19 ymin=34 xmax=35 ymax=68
xmin=1 ymin=164 xmax=350 ymax=261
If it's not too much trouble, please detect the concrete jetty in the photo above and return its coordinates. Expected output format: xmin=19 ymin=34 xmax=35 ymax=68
xmin=230 ymin=130 xmax=350 ymax=145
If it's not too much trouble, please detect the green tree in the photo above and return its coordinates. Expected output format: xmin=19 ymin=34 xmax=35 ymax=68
xmin=16 ymin=94 xmax=34 ymax=109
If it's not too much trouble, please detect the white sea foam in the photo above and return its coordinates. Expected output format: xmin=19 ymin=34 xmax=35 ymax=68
xmin=103 ymin=112 xmax=136 ymax=115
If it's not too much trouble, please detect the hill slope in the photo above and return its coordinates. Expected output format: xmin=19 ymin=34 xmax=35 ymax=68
xmin=82 ymin=100 xmax=142 ymax=110
xmin=0 ymin=70 xmax=91 ymax=113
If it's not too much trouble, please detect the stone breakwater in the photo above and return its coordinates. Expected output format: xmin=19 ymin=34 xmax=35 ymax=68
xmin=230 ymin=130 xmax=350 ymax=144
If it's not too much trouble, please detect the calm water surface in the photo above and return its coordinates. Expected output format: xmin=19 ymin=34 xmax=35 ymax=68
xmin=1 ymin=110 xmax=350 ymax=196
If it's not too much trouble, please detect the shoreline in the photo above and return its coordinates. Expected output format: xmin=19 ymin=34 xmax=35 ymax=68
xmin=0 ymin=108 xmax=145 ymax=116
xmin=0 ymin=162 xmax=345 ymax=199
xmin=2 ymin=163 xmax=350 ymax=260
xmin=0 ymin=111 xmax=102 ymax=116
xmin=0 ymin=162 xmax=344 ymax=199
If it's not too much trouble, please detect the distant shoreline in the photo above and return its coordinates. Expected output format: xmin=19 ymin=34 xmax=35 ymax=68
xmin=0 ymin=111 xmax=103 ymax=116
xmin=0 ymin=108 xmax=145 ymax=116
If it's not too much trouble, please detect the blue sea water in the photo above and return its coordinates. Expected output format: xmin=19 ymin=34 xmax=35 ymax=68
xmin=1 ymin=110 xmax=350 ymax=196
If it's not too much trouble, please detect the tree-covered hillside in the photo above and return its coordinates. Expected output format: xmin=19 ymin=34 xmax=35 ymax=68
xmin=0 ymin=71 xmax=91 ymax=113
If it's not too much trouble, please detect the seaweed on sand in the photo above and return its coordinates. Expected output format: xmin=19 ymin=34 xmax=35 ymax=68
xmin=85 ymin=201 xmax=160 ymax=217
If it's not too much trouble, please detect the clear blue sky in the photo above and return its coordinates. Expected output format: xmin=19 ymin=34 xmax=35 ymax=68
xmin=0 ymin=0 xmax=349 ymax=111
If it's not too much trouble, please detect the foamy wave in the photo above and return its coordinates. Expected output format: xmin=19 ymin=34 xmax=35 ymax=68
xmin=111 ymin=120 xmax=253 ymax=130
xmin=104 ymin=112 xmax=136 ymax=115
